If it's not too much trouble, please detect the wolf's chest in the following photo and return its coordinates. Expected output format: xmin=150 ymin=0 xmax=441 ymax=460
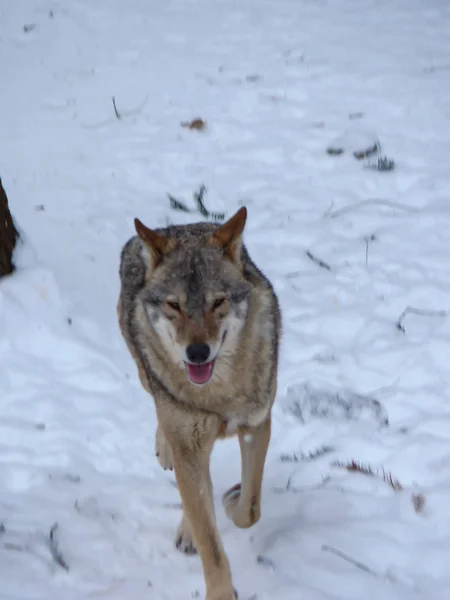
xmin=223 ymin=405 xmax=270 ymax=436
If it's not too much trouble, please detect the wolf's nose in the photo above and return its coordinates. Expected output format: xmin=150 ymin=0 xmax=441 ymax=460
xmin=186 ymin=343 xmax=210 ymax=364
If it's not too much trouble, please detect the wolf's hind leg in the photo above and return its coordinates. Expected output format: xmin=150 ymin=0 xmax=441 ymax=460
xmin=155 ymin=425 xmax=173 ymax=471
xmin=223 ymin=414 xmax=271 ymax=529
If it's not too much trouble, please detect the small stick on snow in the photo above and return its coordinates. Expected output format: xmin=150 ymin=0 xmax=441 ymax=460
xmin=273 ymin=475 xmax=331 ymax=494
xmin=112 ymin=96 xmax=122 ymax=120
xmin=322 ymin=545 xmax=379 ymax=577
xmin=396 ymin=306 xmax=447 ymax=333
xmin=326 ymin=199 xmax=419 ymax=219
xmin=0 ymin=523 xmax=5 ymax=535
xmin=306 ymin=250 xmax=331 ymax=271
xmin=364 ymin=234 xmax=376 ymax=266
xmin=81 ymin=95 xmax=148 ymax=129
xmin=49 ymin=523 xmax=69 ymax=571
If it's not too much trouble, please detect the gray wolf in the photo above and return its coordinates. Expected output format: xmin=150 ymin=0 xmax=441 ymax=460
xmin=117 ymin=207 xmax=281 ymax=600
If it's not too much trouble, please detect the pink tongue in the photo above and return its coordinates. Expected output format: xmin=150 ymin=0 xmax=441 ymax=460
xmin=186 ymin=361 xmax=213 ymax=384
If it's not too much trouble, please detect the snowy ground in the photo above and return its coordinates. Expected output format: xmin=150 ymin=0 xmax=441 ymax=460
xmin=1 ymin=0 xmax=450 ymax=598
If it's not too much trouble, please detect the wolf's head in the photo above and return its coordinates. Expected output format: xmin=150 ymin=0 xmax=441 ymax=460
xmin=135 ymin=207 xmax=251 ymax=386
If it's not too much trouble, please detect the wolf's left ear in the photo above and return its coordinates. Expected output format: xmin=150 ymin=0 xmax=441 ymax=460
xmin=210 ymin=206 xmax=247 ymax=265
xmin=134 ymin=218 xmax=174 ymax=269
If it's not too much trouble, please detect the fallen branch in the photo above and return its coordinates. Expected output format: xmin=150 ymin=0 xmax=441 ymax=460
xmin=332 ymin=460 xmax=403 ymax=491
xmin=49 ymin=523 xmax=69 ymax=571
xmin=322 ymin=545 xmax=379 ymax=577
xmin=305 ymin=250 xmax=331 ymax=271
xmin=396 ymin=306 xmax=447 ymax=333
xmin=326 ymin=199 xmax=420 ymax=219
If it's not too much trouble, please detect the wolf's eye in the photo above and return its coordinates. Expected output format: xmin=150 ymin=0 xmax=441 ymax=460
xmin=167 ymin=301 xmax=181 ymax=312
xmin=212 ymin=297 xmax=225 ymax=311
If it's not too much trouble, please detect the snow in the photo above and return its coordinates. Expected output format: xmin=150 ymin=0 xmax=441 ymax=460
xmin=1 ymin=0 xmax=450 ymax=598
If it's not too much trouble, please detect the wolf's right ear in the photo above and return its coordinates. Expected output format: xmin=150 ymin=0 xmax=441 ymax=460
xmin=210 ymin=206 xmax=247 ymax=266
xmin=134 ymin=218 xmax=174 ymax=269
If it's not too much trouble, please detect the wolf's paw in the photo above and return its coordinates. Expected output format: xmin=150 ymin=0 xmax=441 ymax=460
xmin=175 ymin=517 xmax=197 ymax=555
xmin=155 ymin=426 xmax=173 ymax=471
xmin=222 ymin=483 xmax=260 ymax=529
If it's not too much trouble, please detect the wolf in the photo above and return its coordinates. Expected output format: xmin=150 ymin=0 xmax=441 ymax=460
xmin=117 ymin=206 xmax=281 ymax=600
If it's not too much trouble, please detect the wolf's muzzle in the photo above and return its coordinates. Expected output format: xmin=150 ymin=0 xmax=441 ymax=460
xmin=186 ymin=343 xmax=210 ymax=364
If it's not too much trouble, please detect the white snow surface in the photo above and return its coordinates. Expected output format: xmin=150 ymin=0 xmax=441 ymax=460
xmin=1 ymin=0 xmax=450 ymax=598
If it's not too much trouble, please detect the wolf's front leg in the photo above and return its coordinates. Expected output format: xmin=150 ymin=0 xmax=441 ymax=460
xmin=168 ymin=423 xmax=237 ymax=600
xmin=223 ymin=414 xmax=271 ymax=529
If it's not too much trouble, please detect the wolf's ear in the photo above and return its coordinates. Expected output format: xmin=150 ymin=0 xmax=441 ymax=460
xmin=134 ymin=218 xmax=173 ymax=269
xmin=210 ymin=207 xmax=247 ymax=265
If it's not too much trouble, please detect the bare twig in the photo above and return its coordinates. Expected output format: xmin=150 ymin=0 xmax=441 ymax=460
xmin=112 ymin=96 xmax=121 ymax=120
xmin=332 ymin=460 xmax=403 ymax=491
xmin=81 ymin=95 xmax=148 ymax=130
xmin=273 ymin=475 xmax=331 ymax=494
xmin=322 ymin=545 xmax=379 ymax=577
xmin=364 ymin=234 xmax=376 ymax=266
xmin=326 ymin=199 xmax=420 ymax=219
xmin=305 ymin=250 xmax=331 ymax=271
xmin=49 ymin=523 xmax=69 ymax=571
xmin=396 ymin=306 xmax=447 ymax=333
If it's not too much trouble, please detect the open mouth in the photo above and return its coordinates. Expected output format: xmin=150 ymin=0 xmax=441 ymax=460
xmin=184 ymin=360 xmax=215 ymax=385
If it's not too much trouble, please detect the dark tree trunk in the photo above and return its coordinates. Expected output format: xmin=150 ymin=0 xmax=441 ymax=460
xmin=0 ymin=178 xmax=19 ymax=277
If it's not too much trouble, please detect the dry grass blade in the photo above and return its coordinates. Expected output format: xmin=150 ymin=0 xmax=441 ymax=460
xmin=332 ymin=460 xmax=403 ymax=491
xmin=322 ymin=545 xmax=379 ymax=577
xmin=305 ymin=250 xmax=332 ymax=271
xmin=49 ymin=523 xmax=69 ymax=571
xmin=280 ymin=445 xmax=334 ymax=463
